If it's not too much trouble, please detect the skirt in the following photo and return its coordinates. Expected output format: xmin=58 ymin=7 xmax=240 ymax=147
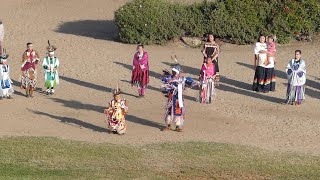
xmin=286 ymin=84 xmax=305 ymax=104
xmin=200 ymin=77 xmax=215 ymax=104
xmin=253 ymin=66 xmax=276 ymax=92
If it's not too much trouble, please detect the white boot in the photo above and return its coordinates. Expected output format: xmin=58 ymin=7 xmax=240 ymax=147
xmin=45 ymin=89 xmax=50 ymax=95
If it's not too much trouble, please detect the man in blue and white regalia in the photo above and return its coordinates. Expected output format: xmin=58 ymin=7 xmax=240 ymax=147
xmin=0 ymin=51 xmax=14 ymax=99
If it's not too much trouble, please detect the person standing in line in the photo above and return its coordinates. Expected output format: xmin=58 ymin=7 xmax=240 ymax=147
xmin=252 ymin=35 xmax=276 ymax=93
xmin=201 ymin=34 xmax=220 ymax=86
xmin=131 ymin=44 xmax=149 ymax=97
xmin=0 ymin=49 xmax=14 ymax=99
xmin=286 ymin=50 xmax=306 ymax=105
xmin=21 ymin=42 xmax=40 ymax=97
xmin=199 ymin=57 xmax=216 ymax=104
xmin=43 ymin=41 xmax=60 ymax=95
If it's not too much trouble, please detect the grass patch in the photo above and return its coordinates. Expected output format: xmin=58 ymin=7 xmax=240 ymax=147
xmin=0 ymin=137 xmax=319 ymax=179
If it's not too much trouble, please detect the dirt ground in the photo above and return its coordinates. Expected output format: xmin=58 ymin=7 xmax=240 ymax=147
xmin=0 ymin=0 xmax=319 ymax=156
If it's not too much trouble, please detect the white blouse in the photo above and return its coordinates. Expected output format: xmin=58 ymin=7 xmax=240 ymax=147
xmin=254 ymin=42 xmax=274 ymax=68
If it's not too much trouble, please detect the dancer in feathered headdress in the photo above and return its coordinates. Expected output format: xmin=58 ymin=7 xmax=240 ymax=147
xmin=42 ymin=40 xmax=60 ymax=95
xmin=161 ymin=57 xmax=198 ymax=132
xmin=104 ymin=84 xmax=128 ymax=135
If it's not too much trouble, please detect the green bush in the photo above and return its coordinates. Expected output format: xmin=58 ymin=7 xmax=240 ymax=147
xmin=204 ymin=0 xmax=270 ymax=44
xmin=114 ymin=0 xmax=180 ymax=44
xmin=114 ymin=0 xmax=320 ymax=45
xmin=266 ymin=0 xmax=320 ymax=43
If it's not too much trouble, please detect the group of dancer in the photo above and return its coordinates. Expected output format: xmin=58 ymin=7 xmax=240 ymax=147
xmin=1 ymin=20 xmax=60 ymax=98
xmin=0 ymin=20 xmax=307 ymax=135
xmin=105 ymin=34 xmax=221 ymax=134
xmin=20 ymin=41 xmax=60 ymax=97
xmin=104 ymin=33 xmax=308 ymax=135
xmin=0 ymin=41 xmax=60 ymax=99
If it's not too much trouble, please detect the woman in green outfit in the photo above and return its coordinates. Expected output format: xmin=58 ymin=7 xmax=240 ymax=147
xmin=42 ymin=42 xmax=59 ymax=95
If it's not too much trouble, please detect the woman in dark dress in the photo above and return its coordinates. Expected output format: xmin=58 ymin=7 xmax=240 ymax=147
xmin=201 ymin=34 xmax=220 ymax=85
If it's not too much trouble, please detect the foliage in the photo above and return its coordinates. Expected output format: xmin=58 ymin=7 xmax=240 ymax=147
xmin=114 ymin=0 xmax=320 ymax=44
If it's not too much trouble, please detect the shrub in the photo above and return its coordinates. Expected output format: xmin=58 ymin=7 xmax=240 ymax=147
xmin=204 ymin=0 xmax=270 ymax=44
xmin=114 ymin=0 xmax=181 ymax=44
xmin=114 ymin=0 xmax=320 ymax=45
xmin=266 ymin=0 xmax=320 ymax=43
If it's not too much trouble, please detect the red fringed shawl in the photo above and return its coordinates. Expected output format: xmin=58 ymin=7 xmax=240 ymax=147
xmin=131 ymin=51 xmax=149 ymax=87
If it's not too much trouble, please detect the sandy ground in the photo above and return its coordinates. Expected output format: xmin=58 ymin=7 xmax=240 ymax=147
xmin=0 ymin=0 xmax=320 ymax=156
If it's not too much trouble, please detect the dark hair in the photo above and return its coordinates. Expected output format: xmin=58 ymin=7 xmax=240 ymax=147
xmin=295 ymin=50 xmax=302 ymax=54
xmin=26 ymin=42 xmax=33 ymax=46
xmin=258 ymin=34 xmax=265 ymax=42
xmin=137 ymin=44 xmax=144 ymax=49
xmin=206 ymin=34 xmax=215 ymax=43
xmin=208 ymin=33 xmax=214 ymax=38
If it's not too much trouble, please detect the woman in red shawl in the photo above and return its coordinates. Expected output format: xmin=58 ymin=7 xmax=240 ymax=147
xmin=131 ymin=44 xmax=149 ymax=97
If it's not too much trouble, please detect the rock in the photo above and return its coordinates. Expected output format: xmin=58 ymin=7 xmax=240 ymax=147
xmin=180 ymin=37 xmax=202 ymax=48
xmin=295 ymin=33 xmax=312 ymax=42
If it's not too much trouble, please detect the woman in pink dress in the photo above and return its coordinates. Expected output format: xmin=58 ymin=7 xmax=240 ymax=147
xmin=131 ymin=45 xmax=149 ymax=97
xmin=199 ymin=57 xmax=216 ymax=104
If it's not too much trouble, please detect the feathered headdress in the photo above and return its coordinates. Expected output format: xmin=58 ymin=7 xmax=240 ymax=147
xmin=112 ymin=84 xmax=121 ymax=96
xmin=171 ymin=55 xmax=180 ymax=67
xmin=0 ymin=48 xmax=9 ymax=64
xmin=162 ymin=55 xmax=183 ymax=76
xmin=172 ymin=65 xmax=182 ymax=74
xmin=46 ymin=40 xmax=57 ymax=52
xmin=171 ymin=55 xmax=183 ymax=74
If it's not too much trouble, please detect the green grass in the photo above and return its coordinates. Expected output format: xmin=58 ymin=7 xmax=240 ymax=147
xmin=0 ymin=137 xmax=319 ymax=179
